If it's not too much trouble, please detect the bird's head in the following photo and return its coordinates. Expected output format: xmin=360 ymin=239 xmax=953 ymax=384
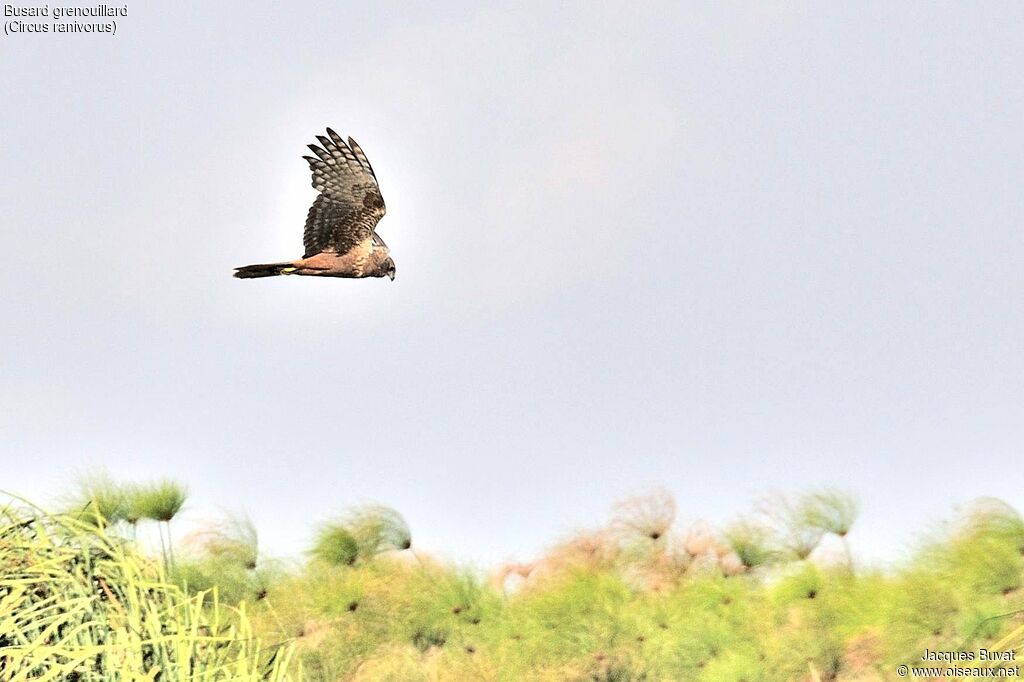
xmin=367 ymin=246 xmax=395 ymax=280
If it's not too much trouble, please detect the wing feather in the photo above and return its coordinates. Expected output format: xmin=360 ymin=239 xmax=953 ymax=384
xmin=307 ymin=144 xmax=331 ymax=162
xmin=347 ymin=137 xmax=376 ymax=177
xmin=301 ymin=128 xmax=386 ymax=258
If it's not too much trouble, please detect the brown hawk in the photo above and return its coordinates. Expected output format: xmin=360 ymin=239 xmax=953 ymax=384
xmin=234 ymin=128 xmax=395 ymax=281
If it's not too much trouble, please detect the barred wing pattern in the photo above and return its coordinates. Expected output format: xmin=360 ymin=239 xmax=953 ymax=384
xmin=302 ymin=129 xmax=386 ymax=258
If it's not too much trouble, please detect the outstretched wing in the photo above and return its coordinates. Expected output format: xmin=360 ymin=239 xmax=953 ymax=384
xmin=301 ymin=129 xmax=386 ymax=258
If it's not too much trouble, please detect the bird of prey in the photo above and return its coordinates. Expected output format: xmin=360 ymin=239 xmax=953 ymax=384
xmin=234 ymin=128 xmax=395 ymax=281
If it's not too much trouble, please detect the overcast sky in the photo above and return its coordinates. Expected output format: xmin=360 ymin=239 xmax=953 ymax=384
xmin=2 ymin=2 xmax=1022 ymax=568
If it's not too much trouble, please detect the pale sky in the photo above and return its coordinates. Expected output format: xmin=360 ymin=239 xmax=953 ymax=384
xmin=2 ymin=2 xmax=1022 ymax=568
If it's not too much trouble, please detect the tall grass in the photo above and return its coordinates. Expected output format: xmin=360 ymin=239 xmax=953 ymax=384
xmin=0 ymin=495 xmax=295 ymax=680
xmin=6 ymin=481 xmax=1024 ymax=681
xmin=240 ymin=491 xmax=1024 ymax=681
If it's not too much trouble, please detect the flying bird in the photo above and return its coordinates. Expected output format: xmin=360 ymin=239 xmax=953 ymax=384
xmin=233 ymin=128 xmax=395 ymax=281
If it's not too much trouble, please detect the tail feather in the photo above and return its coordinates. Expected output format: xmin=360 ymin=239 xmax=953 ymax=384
xmin=233 ymin=262 xmax=295 ymax=279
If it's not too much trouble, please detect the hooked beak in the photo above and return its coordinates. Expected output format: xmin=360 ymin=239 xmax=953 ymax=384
xmin=387 ymin=270 xmax=396 ymax=281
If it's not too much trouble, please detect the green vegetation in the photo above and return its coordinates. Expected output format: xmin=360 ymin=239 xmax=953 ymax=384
xmin=0 ymin=496 xmax=293 ymax=681
xmin=133 ymin=479 xmax=189 ymax=572
xmin=310 ymin=522 xmax=361 ymax=567
xmin=3 ymin=479 xmax=1024 ymax=681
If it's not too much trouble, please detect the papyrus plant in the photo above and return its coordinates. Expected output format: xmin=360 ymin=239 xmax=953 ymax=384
xmin=0 ymin=495 xmax=296 ymax=681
